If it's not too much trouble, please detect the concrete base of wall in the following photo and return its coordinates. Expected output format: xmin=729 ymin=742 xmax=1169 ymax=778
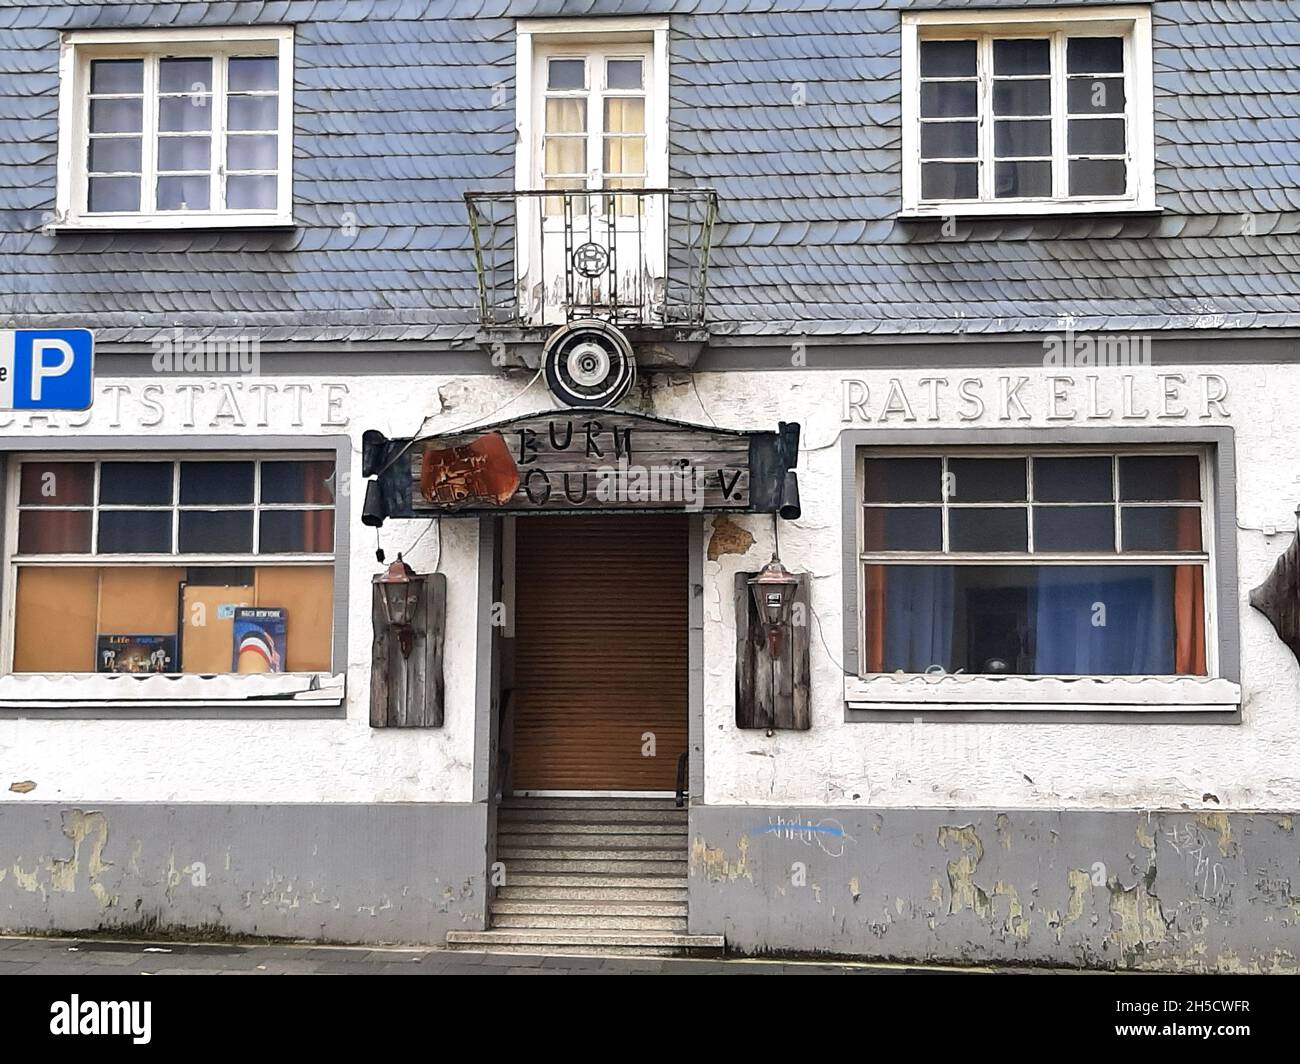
xmin=688 ymin=806 xmax=1300 ymax=973
xmin=0 ymin=803 xmax=488 ymax=944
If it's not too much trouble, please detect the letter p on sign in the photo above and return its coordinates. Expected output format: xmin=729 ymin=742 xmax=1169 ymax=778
xmin=0 ymin=329 xmax=94 ymax=410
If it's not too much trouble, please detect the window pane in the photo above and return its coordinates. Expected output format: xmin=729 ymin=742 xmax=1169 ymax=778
xmin=252 ymin=565 xmax=334 ymax=671
xmin=545 ymin=98 xmax=586 ymax=134
xmin=98 ymin=511 xmax=173 ymax=553
xmin=947 ymin=458 xmax=1026 ymax=502
xmin=921 ymin=121 xmax=977 ymax=159
xmin=89 ymin=98 xmax=142 ymax=133
xmin=180 ymin=461 xmax=254 ymax=504
xmin=862 ymin=507 xmax=942 ymax=551
xmin=548 ymin=58 xmax=586 ymax=90
xmin=20 ymin=462 xmax=94 ymax=505
xmin=993 ymin=79 xmax=1050 ymax=116
xmin=179 ymin=511 xmax=253 ymax=553
xmin=604 ymin=135 xmax=645 ymax=175
xmin=159 ymin=57 xmax=212 ymax=93
xmin=157 ymin=175 xmax=210 ymax=211
xmin=1067 ymin=36 xmax=1124 ymax=74
xmin=920 ymin=81 xmax=977 ymax=118
xmin=90 ymin=58 xmax=143 ymax=94
xmin=1068 ymin=76 xmax=1125 ymax=114
xmin=89 ymin=137 xmax=142 ymax=173
xmin=159 ymin=96 xmax=212 ymax=132
xmin=259 ymin=510 xmax=335 ymax=553
xmin=227 ymin=133 xmax=277 ymax=170
xmin=919 ymin=39 xmax=976 ymax=78
xmin=949 ymin=508 xmax=1027 ymax=551
xmin=158 ymin=136 xmax=211 ymax=171
xmin=862 ymin=458 xmax=942 ymax=503
xmin=995 ymin=160 xmax=1052 ymax=198
xmin=1118 ymin=455 xmax=1201 ymax=501
xmin=227 ymin=94 xmax=279 ymax=131
xmin=921 ymin=161 xmax=978 ymax=200
xmin=1034 ymin=457 xmax=1113 ymax=502
xmin=228 ymin=55 xmax=278 ymax=91
xmin=863 ymin=563 xmax=1201 ymax=676
xmin=993 ymin=38 xmax=1050 ymax=75
xmin=995 ymin=120 xmax=1052 ymax=158
xmin=88 ymin=176 xmax=140 ymax=212
xmin=544 ymin=137 xmax=586 ymax=175
xmin=226 ymin=175 xmax=278 ymax=210
xmin=261 ymin=461 xmax=336 ymax=503
xmin=607 ymin=58 xmax=643 ymax=89
xmin=604 ymin=98 xmax=644 ymax=135
xmin=1068 ymin=118 xmax=1125 ymax=156
xmin=1031 ymin=565 xmax=1195 ymax=675
xmin=100 ymin=461 xmax=173 ymax=504
xmin=1069 ymin=158 xmax=1127 ymax=197
xmin=1122 ymin=508 xmax=1202 ymax=552
xmin=1034 ymin=506 xmax=1115 ymax=552
xmin=18 ymin=510 xmax=92 ymax=553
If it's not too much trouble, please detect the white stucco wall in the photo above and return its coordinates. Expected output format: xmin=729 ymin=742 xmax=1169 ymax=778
xmin=3 ymin=360 xmax=1298 ymax=812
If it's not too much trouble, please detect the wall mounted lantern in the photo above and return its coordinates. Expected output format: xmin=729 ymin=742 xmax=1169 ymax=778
xmin=748 ymin=554 xmax=800 ymax=655
xmin=374 ymin=553 xmax=423 ymax=658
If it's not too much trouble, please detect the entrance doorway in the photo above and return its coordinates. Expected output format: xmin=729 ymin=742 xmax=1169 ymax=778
xmin=509 ymin=514 xmax=689 ymax=794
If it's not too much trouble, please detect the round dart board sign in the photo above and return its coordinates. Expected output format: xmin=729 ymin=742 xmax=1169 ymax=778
xmin=542 ymin=320 xmax=637 ymax=409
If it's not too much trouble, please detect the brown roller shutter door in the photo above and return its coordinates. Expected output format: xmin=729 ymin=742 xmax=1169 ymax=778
xmin=511 ymin=514 xmax=689 ymax=792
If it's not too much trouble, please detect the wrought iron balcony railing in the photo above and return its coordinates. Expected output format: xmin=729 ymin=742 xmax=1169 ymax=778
xmin=465 ymin=188 xmax=718 ymax=330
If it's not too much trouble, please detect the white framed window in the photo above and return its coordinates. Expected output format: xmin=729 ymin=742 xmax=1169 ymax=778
xmin=516 ymin=18 xmax=669 ymax=199
xmin=900 ymin=6 xmax=1154 ymax=216
xmin=856 ymin=447 xmax=1212 ymax=679
xmin=6 ymin=453 xmax=336 ymax=676
xmin=55 ymin=26 xmax=294 ymax=229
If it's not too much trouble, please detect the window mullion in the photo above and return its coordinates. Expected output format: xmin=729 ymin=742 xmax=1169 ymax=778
xmin=141 ymin=55 xmax=159 ymax=213
xmin=1051 ymin=31 xmax=1068 ymax=199
xmin=90 ymin=461 xmax=101 ymax=555
xmin=977 ymin=36 xmax=993 ymax=201
xmin=171 ymin=462 xmax=180 ymax=554
xmin=213 ymin=50 xmax=228 ymax=213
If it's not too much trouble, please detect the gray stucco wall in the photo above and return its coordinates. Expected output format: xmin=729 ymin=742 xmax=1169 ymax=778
xmin=688 ymin=805 xmax=1300 ymax=972
xmin=0 ymin=803 xmax=489 ymax=944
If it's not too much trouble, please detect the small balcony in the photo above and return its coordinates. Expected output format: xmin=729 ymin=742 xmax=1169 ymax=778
xmin=465 ymin=188 xmax=719 ymax=337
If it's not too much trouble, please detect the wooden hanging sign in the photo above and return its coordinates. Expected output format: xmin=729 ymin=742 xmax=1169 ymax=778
xmin=361 ymin=410 xmax=800 ymax=522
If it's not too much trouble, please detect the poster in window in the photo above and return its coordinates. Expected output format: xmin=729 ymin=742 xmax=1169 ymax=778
xmin=232 ymin=607 xmax=287 ymax=673
xmin=96 ymin=634 xmax=177 ymax=674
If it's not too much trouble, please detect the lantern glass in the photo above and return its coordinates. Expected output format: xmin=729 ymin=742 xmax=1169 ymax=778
xmin=748 ymin=558 xmax=798 ymax=629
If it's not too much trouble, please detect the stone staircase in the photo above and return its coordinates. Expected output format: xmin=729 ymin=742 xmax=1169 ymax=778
xmin=445 ymin=797 xmax=724 ymax=957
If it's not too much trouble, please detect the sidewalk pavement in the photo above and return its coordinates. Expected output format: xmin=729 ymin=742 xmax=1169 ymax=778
xmin=0 ymin=935 xmax=1060 ymax=975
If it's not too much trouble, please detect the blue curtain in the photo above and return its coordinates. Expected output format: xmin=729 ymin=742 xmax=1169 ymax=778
xmin=1032 ymin=566 xmax=1174 ymax=675
xmin=883 ymin=566 xmax=955 ymax=672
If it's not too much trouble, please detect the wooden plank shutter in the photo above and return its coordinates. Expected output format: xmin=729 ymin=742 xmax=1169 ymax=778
xmin=735 ymin=571 xmax=811 ymax=730
xmin=511 ymin=515 xmax=689 ymax=791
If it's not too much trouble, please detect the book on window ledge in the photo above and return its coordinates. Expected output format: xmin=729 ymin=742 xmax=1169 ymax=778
xmin=96 ymin=634 xmax=177 ymax=674
xmin=232 ymin=608 xmax=288 ymax=674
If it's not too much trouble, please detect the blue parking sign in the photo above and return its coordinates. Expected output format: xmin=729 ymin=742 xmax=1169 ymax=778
xmin=0 ymin=329 xmax=94 ymax=410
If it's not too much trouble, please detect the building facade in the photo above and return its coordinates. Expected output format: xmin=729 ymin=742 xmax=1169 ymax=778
xmin=1 ymin=0 xmax=1299 ymax=971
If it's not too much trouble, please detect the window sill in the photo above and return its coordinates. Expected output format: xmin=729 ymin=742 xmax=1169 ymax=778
xmin=53 ymin=214 xmax=296 ymax=232
xmin=0 ymin=672 xmax=345 ymax=716
xmin=844 ymin=673 xmax=1241 ymax=723
xmin=897 ymin=202 xmax=1162 ymax=221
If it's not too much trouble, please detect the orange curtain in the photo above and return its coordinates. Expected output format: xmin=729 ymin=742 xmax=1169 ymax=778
xmin=1172 ymin=461 xmax=1206 ymax=674
xmin=302 ymin=462 xmax=334 ymax=553
xmin=864 ymin=565 xmax=886 ymax=672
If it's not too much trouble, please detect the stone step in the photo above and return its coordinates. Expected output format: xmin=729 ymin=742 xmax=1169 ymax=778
xmin=447 ymin=943 xmax=687 ymax=957
xmin=499 ymin=858 xmax=689 ymax=876
xmin=501 ymin=798 xmax=684 ymax=812
xmin=496 ymin=885 xmax=688 ymax=903
xmin=491 ymin=913 xmax=688 ymax=932
xmin=496 ymin=818 xmax=688 ymax=835
xmin=498 ymin=847 xmax=686 ymax=862
xmin=492 ymin=900 xmax=688 ymax=918
xmin=498 ymin=832 xmax=688 ymax=850
xmin=503 ymin=873 xmax=687 ymax=890
xmin=445 ymin=928 xmax=724 ymax=954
